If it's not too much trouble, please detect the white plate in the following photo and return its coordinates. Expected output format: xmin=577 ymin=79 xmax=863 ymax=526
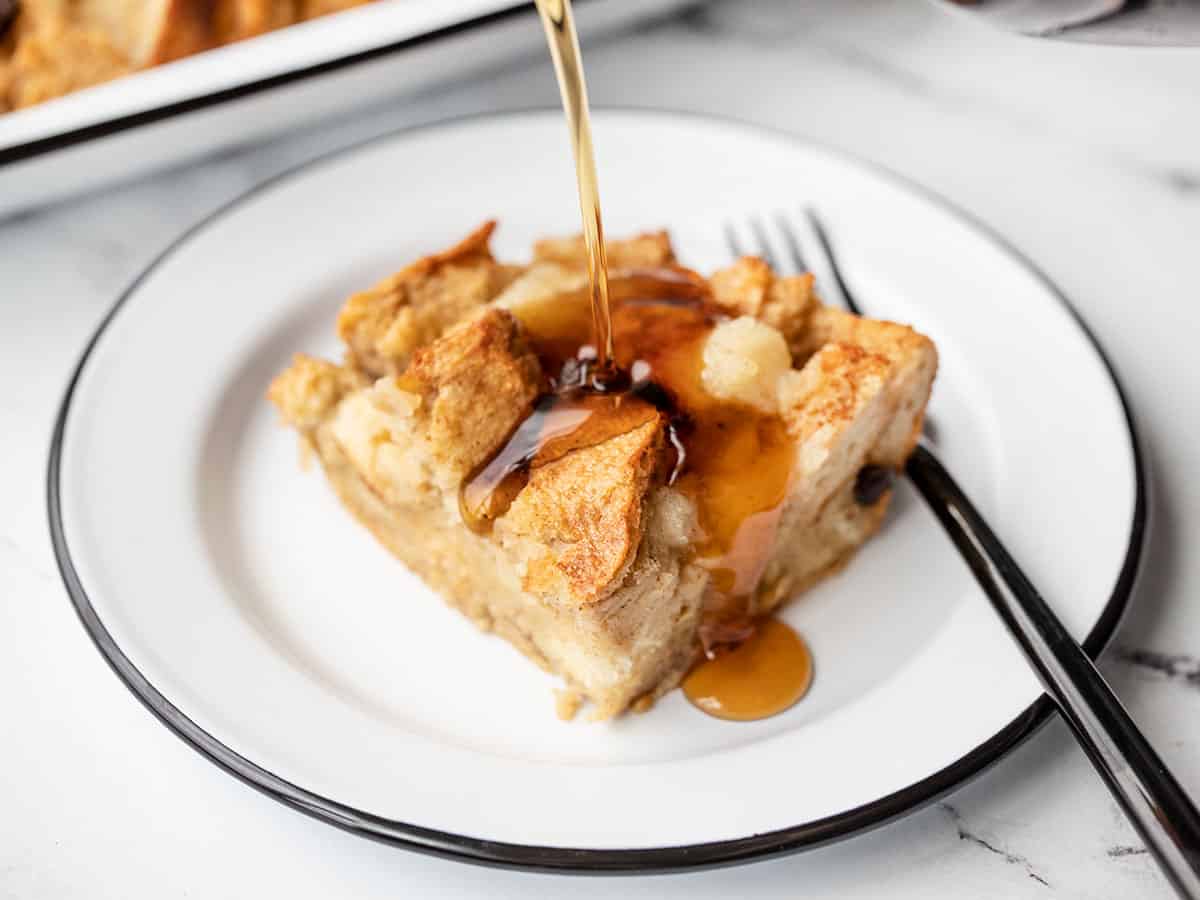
xmin=49 ymin=109 xmax=1144 ymax=871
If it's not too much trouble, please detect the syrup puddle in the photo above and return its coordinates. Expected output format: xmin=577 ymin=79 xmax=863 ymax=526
xmin=683 ymin=620 xmax=814 ymax=721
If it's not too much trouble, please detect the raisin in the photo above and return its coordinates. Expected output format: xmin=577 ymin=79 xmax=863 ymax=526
xmin=854 ymin=464 xmax=893 ymax=505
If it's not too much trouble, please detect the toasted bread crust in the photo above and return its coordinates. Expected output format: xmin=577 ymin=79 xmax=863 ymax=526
xmin=709 ymin=256 xmax=817 ymax=361
xmin=145 ymin=0 xmax=216 ymax=64
xmin=399 ymin=306 xmax=544 ymax=479
xmin=501 ymin=417 xmax=666 ymax=606
xmin=336 ymin=221 xmax=523 ymax=378
xmin=1 ymin=7 xmax=130 ymax=108
xmin=213 ymin=0 xmax=293 ymax=42
xmin=268 ymin=352 xmax=365 ymax=431
xmin=532 ymin=230 xmax=677 ymax=270
xmin=793 ymin=306 xmax=937 ymax=463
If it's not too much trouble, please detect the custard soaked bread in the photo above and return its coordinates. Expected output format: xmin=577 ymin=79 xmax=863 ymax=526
xmin=269 ymin=223 xmax=937 ymax=719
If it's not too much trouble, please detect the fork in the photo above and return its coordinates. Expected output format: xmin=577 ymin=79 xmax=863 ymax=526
xmin=728 ymin=210 xmax=1200 ymax=899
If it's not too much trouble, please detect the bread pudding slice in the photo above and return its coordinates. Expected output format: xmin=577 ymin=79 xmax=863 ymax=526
xmin=269 ymin=223 xmax=937 ymax=719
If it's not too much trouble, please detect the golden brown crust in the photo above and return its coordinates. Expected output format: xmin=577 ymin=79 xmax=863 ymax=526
xmin=213 ymin=0 xmax=293 ymax=43
xmin=400 ymin=306 xmax=544 ymax=479
xmin=298 ymin=0 xmax=369 ymax=17
xmin=709 ymin=256 xmax=817 ymax=361
xmin=793 ymin=306 xmax=929 ymax=366
xmin=0 ymin=34 xmax=11 ymax=114
xmin=792 ymin=306 xmax=938 ymax=464
xmin=780 ymin=342 xmax=891 ymax=445
xmin=532 ymin=230 xmax=677 ymax=270
xmin=267 ymin=352 xmax=364 ymax=431
xmin=501 ymin=417 xmax=666 ymax=606
xmin=336 ymin=221 xmax=524 ymax=379
xmin=144 ymin=0 xmax=216 ymax=64
xmin=0 ymin=0 xmax=218 ymax=108
xmin=2 ymin=8 xmax=129 ymax=108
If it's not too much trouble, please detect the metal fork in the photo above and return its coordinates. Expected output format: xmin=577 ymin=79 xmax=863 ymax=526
xmin=728 ymin=210 xmax=1200 ymax=899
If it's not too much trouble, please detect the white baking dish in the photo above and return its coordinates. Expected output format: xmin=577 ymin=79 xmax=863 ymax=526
xmin=0 ymin=0 xmax=688 ymax=219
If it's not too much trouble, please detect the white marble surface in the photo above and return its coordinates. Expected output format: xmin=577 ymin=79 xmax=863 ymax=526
xmin=3 ymin=2 xmax=1200 ymax=897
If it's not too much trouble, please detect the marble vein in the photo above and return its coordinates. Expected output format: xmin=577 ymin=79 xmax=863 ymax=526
xmin=940 ymin=804 xmax=1051 ymax=887
xmin=1160 ymin=168 xmax=1200 ymax=194
xmin=1113 ymin=647 xmax=1200 ymax=689
xmin=1107 ymin=844 xmax=1149 ymax=858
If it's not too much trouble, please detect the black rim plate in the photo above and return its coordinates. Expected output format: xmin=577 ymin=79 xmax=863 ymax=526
xmin=46 ymin=108 xmax=1147 ymax=874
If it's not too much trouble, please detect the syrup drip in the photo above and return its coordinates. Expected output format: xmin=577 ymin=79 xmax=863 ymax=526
xmin=682 ymin=619 xmax=813 ymax=721
xmin=460 ymin=389 xmax=658 ymax=533
xmin=514 ymin=267 xmax=709 ymax=380
xmin=534 ymin=0 xmax=614 ymax=381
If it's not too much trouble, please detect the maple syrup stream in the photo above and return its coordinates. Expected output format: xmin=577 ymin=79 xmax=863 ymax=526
xmin=464 ymin=0 xmax=815 ymax=720
xmin=533 ymin=0 xmax=614 ymax=380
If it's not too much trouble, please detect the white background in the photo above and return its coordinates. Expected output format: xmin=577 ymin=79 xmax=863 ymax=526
xmin=3 ymin=1 xmax=1199 ymax=897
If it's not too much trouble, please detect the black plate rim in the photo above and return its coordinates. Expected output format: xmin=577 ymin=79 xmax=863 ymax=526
xmin=46 ymin=106 xmax=1148 ymax=875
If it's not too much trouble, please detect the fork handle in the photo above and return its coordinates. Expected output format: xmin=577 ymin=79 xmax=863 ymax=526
xmin=905 ymin=445 xmax=1200 ymax=899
